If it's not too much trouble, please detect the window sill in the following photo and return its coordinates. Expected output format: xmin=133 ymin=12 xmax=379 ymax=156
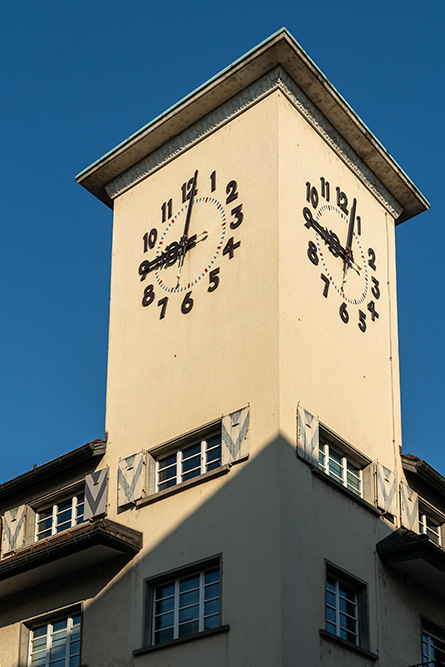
xmin=133 ymin=625 xmax=230 ymax=655
xmin=311 ymin=466 xmax=381 ymax=517
xmin=136 ymin=465 xmax=231 ymax=508
xmin=319 ymin=629 xmax=378 ymax=661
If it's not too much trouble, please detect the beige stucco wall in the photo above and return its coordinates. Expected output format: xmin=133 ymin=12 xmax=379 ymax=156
xmin=0 ymin=86 xmax=438 ymax=667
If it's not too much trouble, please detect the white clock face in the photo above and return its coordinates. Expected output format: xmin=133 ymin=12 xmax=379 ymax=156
xmin=302 ymin=177 xmax=381 ymax=333
xmin=153 ymin=195 xmax=227 ymax=294
xmin=137 ymin=170 xmax=244 ymax=319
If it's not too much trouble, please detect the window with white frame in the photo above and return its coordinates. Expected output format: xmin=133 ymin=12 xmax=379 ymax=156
xmin=326 ymin=573 xmax=359 ymax=644
xmin=35 ymin=492 xmax=85 ymax=541
xmin=319 ymin=434 xmax=362 ymax=496
xmin=149 ymin=560 xmax=221 ymax=646
xmin=28 ymin=612 xmax=81 ymax=667
xmin=325 ymin=564 xmax=369 ymax=650
xmin=422 ymin=625 xmax=445 ymax=665
xmin=156 ymin=432 xmax=222 ymax=492
xmin=419 ymin=506 xmax=442 ymax=547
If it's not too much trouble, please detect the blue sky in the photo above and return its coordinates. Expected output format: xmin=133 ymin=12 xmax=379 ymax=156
xmin=1 ymin=1 xmax=444 ymax=482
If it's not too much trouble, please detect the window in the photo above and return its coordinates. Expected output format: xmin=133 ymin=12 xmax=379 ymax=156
xmin=325 ymin=564 xmax=368 ymax=650
xmin=326 ymin=574 xmax=359 ymax=644
xmin=156 ymin=432 xmax=222 ymax=492
xmin=148 ymin=560 xmax=221 ymax=646
xmin=36 ymin=492 xmax=85 ymax=541
xmin=319 ymin=434 xmax=362 ymax=496
xmin=422 ymin=626 xmax=445 ymax=665
xmin=29 ymin=613 xmax=81 ymax=667
xmin=419 ymin=507 xmax=442 ymax=546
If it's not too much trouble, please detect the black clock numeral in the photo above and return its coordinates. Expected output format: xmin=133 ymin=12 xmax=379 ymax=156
xmin=143 ymin=228 xmax=158 ymax=253
xmin=139 ymin=260 xmax=150 ymax=282
xmin=305 ymin=182 xmax=319 ymax=209
xmin=367 ymin=300 xmax=379 ymax=322
xmin=208 ymin=268 xmax=220 ymax=292
xmin=158 ymin=297 xmax=168 ymax=319
xmin=181 ymin=291 xmax=194 ymax=314
xmin=356 ymin=215 xmax=361 ymax=236
xmin=161 ymin=199 xmax=172 ymax=223
xmin=230 ymin=204 xmax=244 ymax=229
xmin=339 ymin=302 xmax=349 ymax=324
xmin=223 ymin=236 xmax=241 ymax=260
xmin=303 ymin=207 xmax=315 ymax=229
xmin=320 ymin=177 xmax=330 ymax=202
xmin=182 ymin=177 xmax=197 ymax=203
xmin=368 ymin=248 xmax=377 ymax=271
xmin=320 ymin=273 xmax=330 ymax=298
xmin=210 ymin=170 xmax=216 ymax=192
xmin=142 ymin=284 xmax=155 ymax=307
xmin=336 ymin=187 xmax=349 ymax=214
xmin=358 ymin=310 xmax=367 ymax=333
xmin=371 ymin=276 xmax=380 ymax=299
xmin=307 ymin=240 xmax=319 ymax=266
xmin=226 ymin=180 xmax=238 ymax=205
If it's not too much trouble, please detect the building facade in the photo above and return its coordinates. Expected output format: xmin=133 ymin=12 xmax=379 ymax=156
xmin=1 ymin=28 xmax=444 ymax=667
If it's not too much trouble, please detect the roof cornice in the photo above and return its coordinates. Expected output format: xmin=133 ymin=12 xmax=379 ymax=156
xmin=76 ymin=28 xmax=428 ymax=223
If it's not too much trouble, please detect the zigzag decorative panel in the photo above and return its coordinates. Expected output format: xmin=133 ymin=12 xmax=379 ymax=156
xmin=297 ymin=405 xmax=319 ymax=465
xmin=84 ymin=467 xmax=109 ymax=519
xmin=222 ymin=407 xmax=250 ymax=464
xmin=118 ymin=452 xmax=145 ymax=507
xmin=2 ymin=505 xmax=25 ymax=554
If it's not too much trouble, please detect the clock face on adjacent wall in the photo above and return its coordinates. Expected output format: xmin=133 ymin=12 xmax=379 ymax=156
xmin=301 ymin=175 xmax=382 ymax=333
xmin=137 ymin=169 xmax=244 ymax=319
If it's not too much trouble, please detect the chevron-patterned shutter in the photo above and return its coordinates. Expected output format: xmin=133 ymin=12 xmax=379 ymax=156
xmin=400 ymin=481 xmax=418 ymax=530
xmin=297 ymin=404 xmax=319 ymax=465
xmin=375 ymin=462 xmax=397 ymax=515
xmin=221 ymin=406 xmax=250 ymax=465
xmin=118 ymin=452 xmax=145 ymax=508
xmin=84 ymin=467 xmax=109 ymax=519
xmin=2 ymin=505 xmax=26 ymax=554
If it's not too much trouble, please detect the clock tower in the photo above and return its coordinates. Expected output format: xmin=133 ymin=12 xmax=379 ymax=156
xmin=73 ymin=28 xmax=438 ymax=667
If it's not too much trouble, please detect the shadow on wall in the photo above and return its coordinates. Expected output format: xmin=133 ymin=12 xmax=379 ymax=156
xmin=1 ymin=434 xmax=392 ymax=667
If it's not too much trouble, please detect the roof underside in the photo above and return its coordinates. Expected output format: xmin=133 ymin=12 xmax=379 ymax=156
xmin=76 ymin=28 xmax=428 ymax=223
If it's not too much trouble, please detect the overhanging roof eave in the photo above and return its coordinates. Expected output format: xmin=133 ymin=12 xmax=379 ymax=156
xmin=76 ymin=28 xmax=428 ymax=222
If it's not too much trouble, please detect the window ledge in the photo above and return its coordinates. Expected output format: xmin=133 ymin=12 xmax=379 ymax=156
xmin=319 ymin=629 xmax=378 ymax=660
xmin=136 ymin=465 xmax=231 ymax=508
xmin=133 ymin=625 xmax=230 ymax=655
xmin=311 ymin=466 xmax=381 ymax=517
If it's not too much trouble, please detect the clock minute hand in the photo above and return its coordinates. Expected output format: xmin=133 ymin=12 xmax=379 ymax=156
xmin=177 ymin=170 xmax=198 ymax=285
xmin=345 ymin=198 xmax=357 ymax=261
xmin=342 ymin=198 xmax=358 ymax=288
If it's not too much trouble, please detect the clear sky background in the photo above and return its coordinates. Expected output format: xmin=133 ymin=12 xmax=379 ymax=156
xmin=1 ymin=1 xmax=443 ymax=483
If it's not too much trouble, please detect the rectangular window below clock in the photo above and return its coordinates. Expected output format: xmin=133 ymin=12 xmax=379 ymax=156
xmin=325 ymin=563 xmax=369 ymax=651
xmin=156 ymin=431 xmax=222 ymax=492
xmin=145 ymin=557 xmax=222 ymax=647
xmin=319 ymin=431 xmax=363 ymax=497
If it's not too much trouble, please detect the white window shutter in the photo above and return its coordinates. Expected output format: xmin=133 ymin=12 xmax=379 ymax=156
xmin=375 ymin=462 xmax=397 ymax=515
xmin=221 ymin=406 xmax=250 ymax=465
xmin=146 ymin=452 xmax=157 ymax=495
xmin=2 ymin=505 xmax=26 ymax=554
xmin=297 ymin=404 xmax=319 ymax=465
xmin=400 ymin=481 xmax=418 ymax=530
xmin=117 ymin=451 xmax=145 ymax=507
xmin=84 ymin=467 xmax=109 ymax=519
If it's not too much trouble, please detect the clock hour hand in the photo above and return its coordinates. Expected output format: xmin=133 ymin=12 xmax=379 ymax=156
xmin=304 ymin=209 xmax=348 ymax=260
xmin=138 ymin=234 xmax=198 ymax=281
